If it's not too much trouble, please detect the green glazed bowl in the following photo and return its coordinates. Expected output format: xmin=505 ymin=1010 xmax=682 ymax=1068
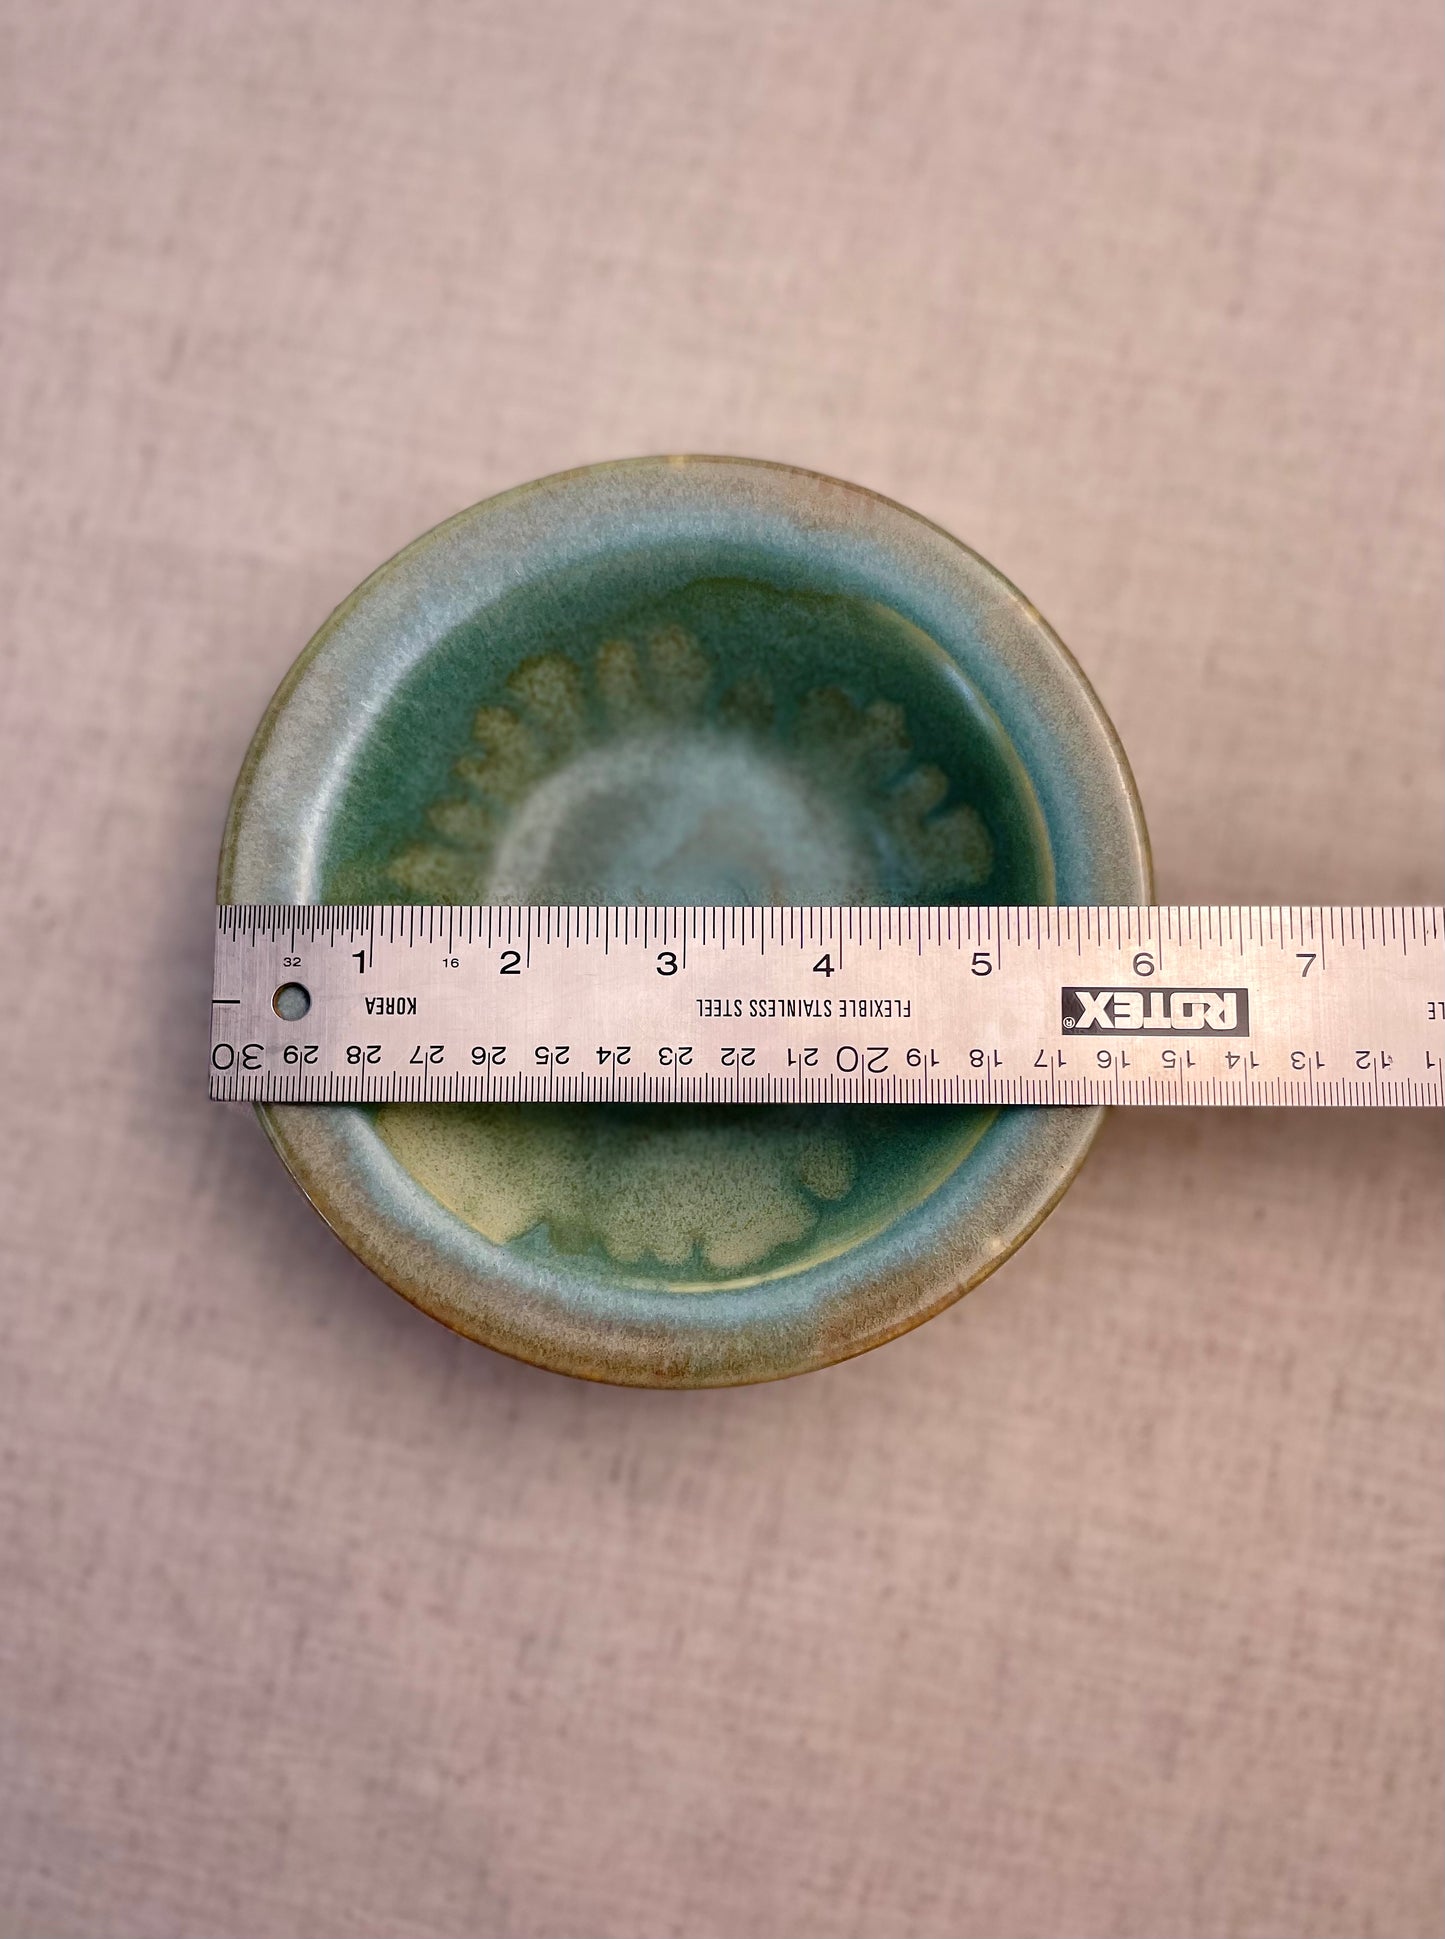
xmin=219 ymin=457 xmax=1150 ymax=1385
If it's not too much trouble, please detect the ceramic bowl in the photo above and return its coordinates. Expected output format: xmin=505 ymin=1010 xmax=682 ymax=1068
xmin=219 ymin=457 xmax=1150 ymax=1385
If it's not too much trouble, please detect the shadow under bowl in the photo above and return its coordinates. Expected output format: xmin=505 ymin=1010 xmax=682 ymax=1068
xmin=220 ymin=456 xmax=1151 ymax=1384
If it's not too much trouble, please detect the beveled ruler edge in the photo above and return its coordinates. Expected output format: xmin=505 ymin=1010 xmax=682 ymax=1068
xmin=210 ymin=904 xmax=1445 ymax=1108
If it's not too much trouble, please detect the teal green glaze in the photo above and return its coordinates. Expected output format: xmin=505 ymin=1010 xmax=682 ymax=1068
xmin=323 ymin=573 xmax=1051 ymax=912
xmin=220 ymin=457 xmax=1151 ymax=1385
xmin=319 ymin=571 xmax=1051 ymax=1287
xmin=369 ymin=1102 xmax=997 ymax=1288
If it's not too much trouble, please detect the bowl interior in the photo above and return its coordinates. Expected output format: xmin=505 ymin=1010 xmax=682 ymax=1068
xmin=313 ymin=545 xmax=1057 ymax=1288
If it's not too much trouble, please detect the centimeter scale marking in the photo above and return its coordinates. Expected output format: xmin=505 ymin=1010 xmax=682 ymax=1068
xmin=210 ymin=905 xmax=1445 ymax=1109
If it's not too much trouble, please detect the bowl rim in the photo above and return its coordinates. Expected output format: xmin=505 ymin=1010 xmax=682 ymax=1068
xmin=219 ymin=454 xmax=1153 ymax=1386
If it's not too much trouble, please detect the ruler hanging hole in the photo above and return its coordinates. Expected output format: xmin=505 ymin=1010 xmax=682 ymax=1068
xmin=272 ymin=982 xmax=311 ymax=1022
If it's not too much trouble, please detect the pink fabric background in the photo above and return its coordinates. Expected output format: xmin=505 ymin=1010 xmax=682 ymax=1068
xmin=1 ymin=3 xmax=1441 ymax=1935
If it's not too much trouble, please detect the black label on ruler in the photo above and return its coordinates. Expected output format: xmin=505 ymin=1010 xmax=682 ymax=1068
xmin=1061 ymin=985 xmax=1251 ymax=1036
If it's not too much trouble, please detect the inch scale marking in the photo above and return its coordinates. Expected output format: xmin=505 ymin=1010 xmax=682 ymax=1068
xmin=210 ymin=905 xmax=1444 ymax=1109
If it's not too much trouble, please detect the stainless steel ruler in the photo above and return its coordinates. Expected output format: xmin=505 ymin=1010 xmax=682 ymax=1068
xmin=210 ymin=905 xmax=1443 ymax=1108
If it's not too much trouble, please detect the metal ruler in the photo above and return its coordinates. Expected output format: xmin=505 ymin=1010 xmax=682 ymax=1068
xmin=210 ymin=905 xmax=1443 ymax=1108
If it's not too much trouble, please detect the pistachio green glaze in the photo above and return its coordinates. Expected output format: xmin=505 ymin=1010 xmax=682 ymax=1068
xmin=220 ymin=457 xmax=1151 ymax=1384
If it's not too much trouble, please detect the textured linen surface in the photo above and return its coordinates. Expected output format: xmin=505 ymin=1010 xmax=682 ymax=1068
xmin=1 ymin=4 xmax=1441 ymax=1937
